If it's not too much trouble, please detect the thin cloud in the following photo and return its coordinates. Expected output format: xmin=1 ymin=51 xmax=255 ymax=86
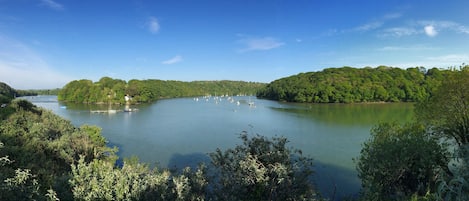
xmin=377 ymin=54 xmax=469 ymax=69
xmin=378 ymin=20 xmax=469 ymax=38
xmin=424 ymin=25 xmax=438 ymax=37
xmin=383 ymin=12 xmax=402 ymax=20
xmin=237 ymin=36 xmax=284 ymax=52
xmin=378 ymin=45 xmax=436 ymax=51
xmin=147 ymin=17 xmax=160 ymax=34
xmin=456 ymin=25 xmax=469 ymax=34
xmin=162 ymin=55 xmax=183 ymax=64
xmin=354 ymin=21 xmax=383 ymax=32
xmin=0 ymin=35 xmax=72 ymax=89
xmin=379 ymin=27 xmax=418 ymax=37
xmin=426 ymin=54 xmax=469 ymax=64
xmin=418 ymin=20 xmax=469 ymax=35
xmin=350 ymin=12 xmax=402 ymax=32
xmin=40 ymin=0 xmax=64 ymax=11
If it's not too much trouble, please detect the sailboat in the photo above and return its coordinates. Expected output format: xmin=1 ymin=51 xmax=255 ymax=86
xmin=248 ymin=97 xmax=255 ymax=106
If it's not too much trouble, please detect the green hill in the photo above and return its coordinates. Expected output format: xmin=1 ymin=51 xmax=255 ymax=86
xmin=257 ymin=66 xmax=452 ymax=103
xmin=0 ymin=82 xmax=16 ymax=104
xmin=58 ymin=77 xmax=266 ymax=104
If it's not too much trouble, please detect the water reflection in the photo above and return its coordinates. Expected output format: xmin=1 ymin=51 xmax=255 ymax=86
xmin=270 ymin=102 xmax=414 ymax=126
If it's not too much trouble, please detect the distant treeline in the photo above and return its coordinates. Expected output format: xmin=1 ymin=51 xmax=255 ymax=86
xmin=58 ymin=77 xmax=266 ymax=104
xmin=0 ymin=82 xmax=60 ymax=103
xmin=257 ymin=66 xmax=454 ymax=103
xmin=17 ymin=88 xmax=61 ymax=96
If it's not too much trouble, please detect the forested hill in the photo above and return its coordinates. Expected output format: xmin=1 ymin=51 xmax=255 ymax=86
xmin=0 ymin=82 xmax=16 ymax=104
xmin=58 ymin=77 xmax=266 ymax=104
xmin=257 ymin=66 xmax=452 ymax=103
xmin=0 ymin=82 xmax=59 ymax=100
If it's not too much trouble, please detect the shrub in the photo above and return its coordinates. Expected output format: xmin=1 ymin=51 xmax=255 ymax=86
xmin=356 ymin=123 xmax=448 ymax=200
xmin=209 ymin=132 xmax=319 ymax=200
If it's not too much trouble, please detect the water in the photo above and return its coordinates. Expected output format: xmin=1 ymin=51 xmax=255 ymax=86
xmin=25 ymin=95 xmax=414 ymax=199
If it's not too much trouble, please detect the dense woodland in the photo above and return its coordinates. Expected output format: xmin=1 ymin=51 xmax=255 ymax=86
xmin=58 ymin=77 xmax=265 ymax=104
xmin=257 ymin=66 xmax=453 ymax=103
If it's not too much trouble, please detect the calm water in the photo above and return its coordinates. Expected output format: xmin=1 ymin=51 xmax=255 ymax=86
xmin=26 ymin=95 xmax=414 ymax=199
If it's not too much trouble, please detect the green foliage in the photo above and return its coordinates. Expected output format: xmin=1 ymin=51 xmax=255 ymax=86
xmin=2 ymin=168 xmax=42 ymax=200
xmin=436 ymin=145 xmax=469 ymax=201
xmin=58 ymin=77 xmax=266 ymax=104
xmin=257 ymin=66 xmax=452 ymax=103
xmin=414 ymin=67 xmax=469 ymax=200
xmin=1 ymin=141 xmax=59 ymax=201
xmin=354 ymin=65 xmax=469 ymax=201
xmin=0 ymin=103 xmax=16 ymax=120
xmin=416 ymin=67 xmax=469 ymax=146
xmin=356 ymin=123 xmax=448 ymax=201
xmin=70 ymin=156 xmax=207 ymax=201
xmin=209 ymin=132 xmax=319 ymax=201
xmin=0 ymin=99 xmax=114 ymax=200
xmin=0 ymin=81 xmax=16 ymax=103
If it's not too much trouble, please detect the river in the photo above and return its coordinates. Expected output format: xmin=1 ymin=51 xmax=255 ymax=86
xmin=26 ymin=95 xmax=414 ymax=200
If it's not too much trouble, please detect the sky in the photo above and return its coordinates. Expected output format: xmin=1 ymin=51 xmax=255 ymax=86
xmin=1 ymin=0 xmax=469 ymax=89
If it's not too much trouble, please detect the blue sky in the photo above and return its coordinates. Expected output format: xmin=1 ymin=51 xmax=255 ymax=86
xmin=1 ymin=0 xmax=469 ymax=89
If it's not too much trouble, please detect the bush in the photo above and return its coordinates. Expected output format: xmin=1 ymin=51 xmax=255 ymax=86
xmin=209 ymin=132 xmax=319 ymax=200
xmin=436 ymin=145 xmax=469 ymax=201
xmin=70 ymin=156 xmax=207 ymax=201
xmin=356 ymin=123 xmax=448 ymax=200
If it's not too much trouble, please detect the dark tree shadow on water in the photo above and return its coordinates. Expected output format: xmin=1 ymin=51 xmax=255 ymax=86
xmin=167 ymin=152 xmax=211 ymax=170
xmin=314 ymin=160 xmax=361 ymax=201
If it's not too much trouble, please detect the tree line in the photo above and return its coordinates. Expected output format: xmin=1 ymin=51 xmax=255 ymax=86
xmin=0 ymin=82 xmax=60 ymax=103
xmin=17 ymin=88 xmax=61 ymax=96
xmin=58 ymin=77 xmax=266 ymax=104
xmin=257 ymin=66 xmax=453 ymax=103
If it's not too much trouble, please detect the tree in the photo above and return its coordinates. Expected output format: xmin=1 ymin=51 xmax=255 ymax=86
xmin=257 ymin=66 xmax=437 ymax=103
xmin=209 ymin=132 xmax=319 ymax=201
xmin=0 ymin=98 xmax=115 ymax=200
xmin=356 ymin=123 xmax=448 ymax=200
xmin=416 ymin=68 xmax=469 ymax=146
xmin=415 ymin=66 xmax=469 ymax=200
xmin=1 ymin=141 xmax=59 ymax=201
xmin=0 ymin=82 xmax=16 ymax=104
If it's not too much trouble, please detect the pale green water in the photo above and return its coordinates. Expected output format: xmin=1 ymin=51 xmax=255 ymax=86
xmin=27 ymin=95 xmax=414 ymax=199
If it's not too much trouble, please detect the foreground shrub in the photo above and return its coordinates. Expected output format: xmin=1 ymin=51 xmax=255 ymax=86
xmin=70 ymin=156 xmax=207 ymax=201
xmin=436 ymin=145 xmax=469 ymax=201
xmin=209 ymin=132 xmax=319 ymax=201
xmin=356 ymin=123 xmax=448 ymax=200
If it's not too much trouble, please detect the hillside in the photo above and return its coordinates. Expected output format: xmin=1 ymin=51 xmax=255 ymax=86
xmin=58 ymin=77 xmax=266 ymax=104
xmin=257 ymin=66 xmax=452 ymax=103
xmin=0 ymin=82 xmax=16 ymax=104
